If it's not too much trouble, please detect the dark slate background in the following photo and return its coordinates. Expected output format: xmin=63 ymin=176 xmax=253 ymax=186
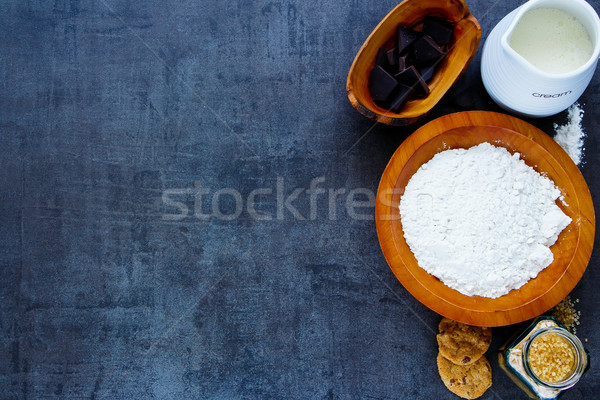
xmin=1 ymin=0 xmax=599 ymax=399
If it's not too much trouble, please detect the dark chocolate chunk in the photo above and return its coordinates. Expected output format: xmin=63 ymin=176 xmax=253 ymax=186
xmin=376 ymin=47 xmax=389 ymax=70
xmin=397 ymin=55 xmax=407 ymax=72
xmin=394 ymin=65 xmax=430 ymax=96
xmin=397 ymin=26 xmax=420 ymax=53
xmin=412 ymin=35 xmax=445 ymax=65
xmin=419 ymin=64 xmax=436 ymax=83
xmin=386 ymin=47 xmax=398 ymax=68
xmin=370 ymin=65 xmax=398 ymax=103
xmin=369 ymin=17 xmax=456 ymax=111
xmin=398 ymin=54 xmax=414 ymax=72
xmin=422 ymin=17 xmax=453 ymax=47
xmin=388 ymin=84 xmax=414 ymax=112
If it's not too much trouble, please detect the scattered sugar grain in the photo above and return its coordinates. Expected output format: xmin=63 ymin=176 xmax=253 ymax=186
xmin=551 ymin=295 xmax=581 ymax=334
xmin=553 ymin=103 xmax=585 ymax=166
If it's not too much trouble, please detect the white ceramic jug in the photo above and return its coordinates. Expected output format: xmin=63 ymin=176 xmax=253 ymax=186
xmin=481 ymin=0 xmax=600 ymax=117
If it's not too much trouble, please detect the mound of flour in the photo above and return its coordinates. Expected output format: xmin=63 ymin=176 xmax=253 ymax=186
xmin=399 ymin=143 xmax=571 ymax=298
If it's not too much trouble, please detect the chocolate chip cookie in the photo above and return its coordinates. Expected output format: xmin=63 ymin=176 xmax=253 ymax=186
xmin=437 ymin=352 xmax=492 ymax=399
xmin=437 ymin=317 xmax=492 ymax=365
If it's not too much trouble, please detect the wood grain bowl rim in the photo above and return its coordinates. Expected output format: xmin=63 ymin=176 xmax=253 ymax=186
xmin=375 ymin=111 xmax=595 ymax=327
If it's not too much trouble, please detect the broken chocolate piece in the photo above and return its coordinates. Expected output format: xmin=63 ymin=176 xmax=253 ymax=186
xmin=370 ymin=65 xmax=398 ymax=103
xmin=397 ymin=55 xmax=407 ymax=72
xmin=386 ymin=47 xmax=398 ymax=68
xmin=398 ymin=54 xmax=414 ymax=72
xmin=422 ymin=17 xmax=453 ymax=47
xmin=419 ymin=64 xmax=436 ymax=83
xmin=394 ymin=65 xmax=430 ymax=96
xmin=369 ymin=17 xmax=456 ymax=113
xmin=388 ymin=84 xmax=414 ymax=112
xmin=412 ymin=35 xmax=445 ymax=65
xmin=397 ymin=26 xmax=420 ymax=53
xmin=376 ymin=47 xmax=389 ymax=70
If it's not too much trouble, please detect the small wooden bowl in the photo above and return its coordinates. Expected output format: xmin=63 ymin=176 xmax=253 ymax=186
xmin=347 ymin=0 xmax=481 ymax=126
xmin=376 ymin=111 xmax=595 ymax=326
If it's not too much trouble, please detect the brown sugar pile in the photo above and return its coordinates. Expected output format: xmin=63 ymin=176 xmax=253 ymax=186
xmin=528 ymin=333 xmax=576 ymax=383
xmin=551 ymin=296 xmax=581 ymax=334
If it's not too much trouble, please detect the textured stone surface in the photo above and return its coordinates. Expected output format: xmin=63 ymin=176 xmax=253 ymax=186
xmin=0 ymin=0 xmax=598 ymax=398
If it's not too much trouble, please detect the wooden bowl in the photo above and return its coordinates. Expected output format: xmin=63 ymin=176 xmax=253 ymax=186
xmin=347 ymin=0 xmax=481 ymax=126
xmin=376 ymin=111 xmax=595 ymax=326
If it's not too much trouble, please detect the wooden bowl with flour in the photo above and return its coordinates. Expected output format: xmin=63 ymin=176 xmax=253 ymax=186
xmin=375 ymin=111 xmax=595 ymax=326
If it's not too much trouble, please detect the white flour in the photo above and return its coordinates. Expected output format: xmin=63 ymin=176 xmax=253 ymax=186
xmin=554 ymin=103 xmax=585 ymax=166
xmin=399 ymin=143 xmax=571 ymax=298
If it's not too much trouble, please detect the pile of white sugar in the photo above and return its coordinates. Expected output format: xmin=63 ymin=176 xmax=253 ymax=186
xmin=554 ymin=103 xmax=586 ymax=166
xmin=399 ymin=143 xmax=571 ymax=298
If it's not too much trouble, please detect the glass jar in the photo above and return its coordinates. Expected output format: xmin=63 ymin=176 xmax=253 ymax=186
xmin=498 ymin=316 xmax=589 ymax=400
